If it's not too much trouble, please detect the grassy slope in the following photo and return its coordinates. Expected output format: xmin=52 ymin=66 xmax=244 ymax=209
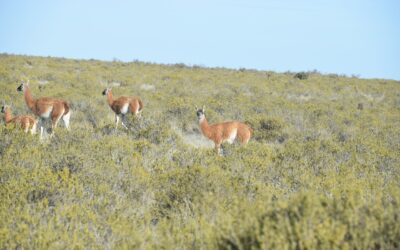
xmin=0 ymin=54 xmax=399 ymax=249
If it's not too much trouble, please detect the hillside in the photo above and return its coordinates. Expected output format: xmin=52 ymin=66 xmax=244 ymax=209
xmin=0 ymin=54 xmax=399 ymax=249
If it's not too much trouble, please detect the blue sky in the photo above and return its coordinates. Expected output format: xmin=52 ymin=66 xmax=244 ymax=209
xmin=0 ymin=0 xmax=399 ymax=79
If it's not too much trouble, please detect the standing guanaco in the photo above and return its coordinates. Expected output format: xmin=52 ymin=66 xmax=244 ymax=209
xmin=1 ymin=104 xmax=38 ymax=134
xmin=196 ymin=106 xmax=252 ymax=154
xmin=17 ymin=80 xmax=71 ymax=138
xmin=102 ymin=87 xmax=143 ymax=129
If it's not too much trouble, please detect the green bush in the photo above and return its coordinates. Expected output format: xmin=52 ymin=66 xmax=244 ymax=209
xmin=0 ymin=54 xmax=399 ymax=249
xmin=294 ymin=72 xmax=309 ymax=80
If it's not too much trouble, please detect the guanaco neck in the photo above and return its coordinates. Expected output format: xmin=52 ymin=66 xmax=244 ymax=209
xmin=199 ymin=117 xmax=213 ymax=139
xmin=23 ymin=86 xmax=36 ymax=111
xmin=3 ymin=108 xmax=13 ymax=123
xmin=106 ymin=91 xmax=114 ymax=106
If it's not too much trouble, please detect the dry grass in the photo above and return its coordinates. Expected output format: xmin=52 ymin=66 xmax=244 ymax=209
xmin=0 ymin=54 xmax=399 ymax=249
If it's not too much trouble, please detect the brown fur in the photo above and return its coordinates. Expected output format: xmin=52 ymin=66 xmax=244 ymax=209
xmin=17 ymin=81 xmax=71 ymax=138
xmin=103 ymin=88 xmax=143 ymax=128
xmin=1 ymin=105 xmax=37 ymax=134
xmin=197 ymin=108 xmax=252 ymax=154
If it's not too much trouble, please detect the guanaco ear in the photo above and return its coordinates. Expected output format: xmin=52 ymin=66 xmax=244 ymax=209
xmin=195 ymin=105 xmax=198 ymax=111
xmin=21 ymin=79 xmax=29 ymax=86
xmin=202 ymin=105 xmax=205 ymax=112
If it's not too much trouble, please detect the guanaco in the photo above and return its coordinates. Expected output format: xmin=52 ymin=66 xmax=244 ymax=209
xmin=196 ymin=106 xmax=252 ymax=154
xmin=1 ymin=104 xmax=37 ymax=134
xmin=17 ymin=80 xmax=71 ymax=138
xmin=102 ymin=87 xmax=143 ymax=129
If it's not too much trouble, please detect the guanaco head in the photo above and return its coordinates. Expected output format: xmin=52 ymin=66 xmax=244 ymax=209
xmin=17 ymin=80 xmax=29 ymax=92
xmin=195 ymin=105 xmax=206 ymax=122
xmin=102 ymin=87 xmax=112 ymax=96
xmin=1 ymin=104 xmax=9 ymax=113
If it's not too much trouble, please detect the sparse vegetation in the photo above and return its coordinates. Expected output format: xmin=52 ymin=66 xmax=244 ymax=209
xmin=0 ymin=54 xmax=399 ymax=249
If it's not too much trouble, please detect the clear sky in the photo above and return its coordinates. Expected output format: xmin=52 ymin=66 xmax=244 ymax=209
xmin=0 ymin=0 xmax=399 ymax=79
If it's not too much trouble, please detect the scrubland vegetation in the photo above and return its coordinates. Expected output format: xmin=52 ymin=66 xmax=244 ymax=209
xmin=0 ymin=54 xmax=399 ymax=249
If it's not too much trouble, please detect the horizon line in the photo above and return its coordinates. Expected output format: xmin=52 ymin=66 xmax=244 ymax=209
xmin=1 ymin=51 xmax=398 ymax=82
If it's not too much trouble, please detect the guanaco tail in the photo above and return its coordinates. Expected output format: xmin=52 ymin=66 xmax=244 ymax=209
xmin=102 ymin=87 xmax=143 ymax=129
xmin=196 ymin=106 xmax=252 ymax=155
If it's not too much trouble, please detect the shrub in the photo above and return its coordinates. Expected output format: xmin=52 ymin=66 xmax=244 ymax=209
xmin=294 ymin=72 xmax=309 ymax=80
xmin=246 ymin=116 xmax=287 ymax=143
xmin=0 ymin=54 xmax=399 ymax=249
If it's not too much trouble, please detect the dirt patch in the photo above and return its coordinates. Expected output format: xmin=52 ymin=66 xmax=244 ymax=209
xmin=170 ymin=123 xmax=213 ymax=148
xmin=181 ymin=132 xmax=213 ymax=148
xmin=286 ymin=93 xmax=313 ymax=101
xmin=140 ymin=84 xmax=156 ymax=91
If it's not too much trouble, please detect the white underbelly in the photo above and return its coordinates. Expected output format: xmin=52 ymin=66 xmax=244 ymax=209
xmin=120 ymin=103 xmax=129 ymax=114
xmin=40 ymin=106 xmax=53 ymax=118
xmin=226 ymin=128 xmax=237 ymax=144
